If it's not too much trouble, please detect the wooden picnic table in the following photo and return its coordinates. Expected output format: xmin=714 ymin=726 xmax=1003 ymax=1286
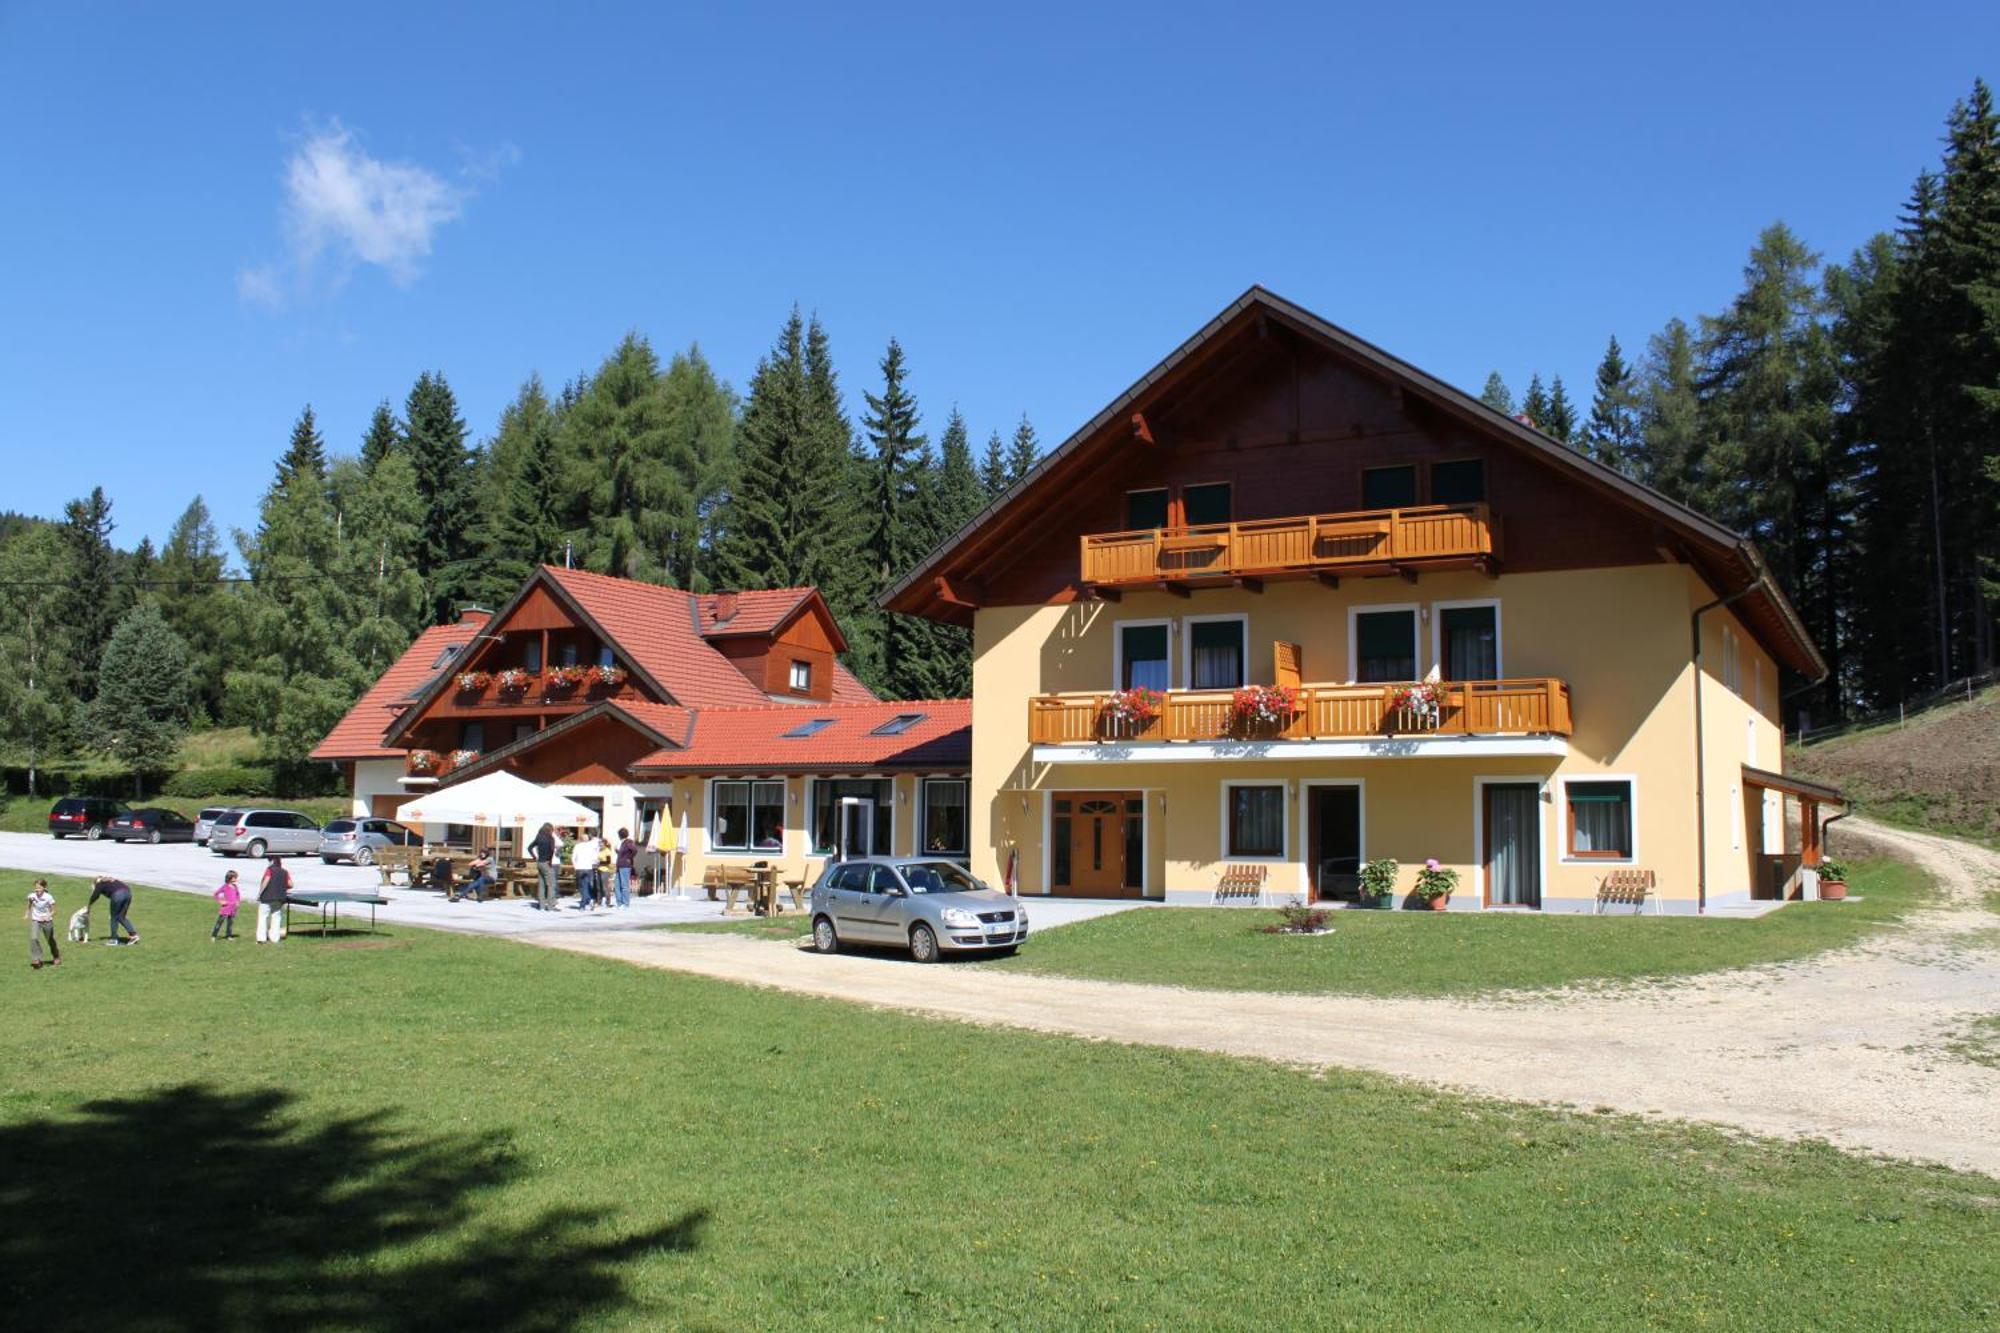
xmin=723 ymin=865 xmax=804 ymax=916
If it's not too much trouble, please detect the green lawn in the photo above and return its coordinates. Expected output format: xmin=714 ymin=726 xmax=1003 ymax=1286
xmin=669 ymin=915 xmax=816 ymax=942
xmin=995 ymin=858 xmax=1928 ymax=998
xmin=5 ymin=873 xmax=1994 ymax=1330
xmin=0 ymin=792 xmax=351 ymax=834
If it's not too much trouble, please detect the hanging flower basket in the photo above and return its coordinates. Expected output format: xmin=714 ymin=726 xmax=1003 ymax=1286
xmin=455 ymin=671 xmax=493 ymax=694
xmin=1230 ymin=684 xmax=1300 ymax=729
xmin=406 ymin=749 xmax=441 ymax=775
xmin=1099 ymin=687 xmax=1164 ymax=734
xmin=444 ymin=749 xmax=481 ymax=773
xmin=544 ymin=665 xmax=589 ymax=691
xmin=495 ymin=668 xmax=534 ymax=693
xmin=588 ymin=664 xmax=627 ymax=688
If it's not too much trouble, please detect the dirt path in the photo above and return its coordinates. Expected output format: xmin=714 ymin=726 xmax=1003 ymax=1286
xmin=538 ymin=818 xmax=2000 ymax=1175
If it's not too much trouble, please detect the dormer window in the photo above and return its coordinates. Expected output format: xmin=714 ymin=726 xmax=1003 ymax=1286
xmin=789 ymin=660 xmax=812 ymax=693
xmin=430 ymin=645 xmax=461 ymax=669
xmin=782 ymin=718 xmax=835 ymax=739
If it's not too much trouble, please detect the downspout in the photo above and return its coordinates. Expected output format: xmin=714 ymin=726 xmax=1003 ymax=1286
xmin=1691 ymin=583 xmax=1761 ymax=914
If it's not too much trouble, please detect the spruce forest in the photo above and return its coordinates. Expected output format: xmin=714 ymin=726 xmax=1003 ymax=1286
xmin=2 ymin=81 xmax=1996 ymax=790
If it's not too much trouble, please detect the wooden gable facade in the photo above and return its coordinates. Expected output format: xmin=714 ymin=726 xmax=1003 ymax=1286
xmin=707 ymin=597 xmax=845 ymax=703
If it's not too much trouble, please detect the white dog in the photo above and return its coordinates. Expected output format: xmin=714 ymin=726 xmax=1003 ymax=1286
xmin=67 ymin=907 xmax=91 ymax=944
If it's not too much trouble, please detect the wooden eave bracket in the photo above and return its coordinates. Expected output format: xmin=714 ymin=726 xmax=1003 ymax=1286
xmin=1130 ymin=412 xmax=1156 ymax=445
xmin=933 ymin=575 xmax=985 ymax=609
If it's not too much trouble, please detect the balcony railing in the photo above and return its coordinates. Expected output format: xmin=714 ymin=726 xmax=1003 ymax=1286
xmin=1029 ymin=678 xmax=1571 ymax=745
xmin=1079 ymin=503 xmax=1499 ymax=587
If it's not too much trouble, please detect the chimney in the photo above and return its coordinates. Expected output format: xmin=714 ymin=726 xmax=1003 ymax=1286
xmin=456 ymin=604 xmax=493 ymax=625
xmin=712 ymin=592 xmax=739 ymax=625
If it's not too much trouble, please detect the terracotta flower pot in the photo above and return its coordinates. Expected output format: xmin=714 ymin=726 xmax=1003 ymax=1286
xmin=1819 ymin=880 xmax=1848 ymax=901
xmin=1427 ymin=896 xmax=1449 ymax=912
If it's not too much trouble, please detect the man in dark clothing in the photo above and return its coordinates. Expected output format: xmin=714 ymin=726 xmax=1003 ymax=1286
xmin=256 ymin=856 xmax=291 ymax=944
xmin=614 ymin=828 xmax=638 ymax=908
xmin=88 ymin=877 xmax=140 ymax=946
xmin=529 ymin=823 xmax=558 ymax=911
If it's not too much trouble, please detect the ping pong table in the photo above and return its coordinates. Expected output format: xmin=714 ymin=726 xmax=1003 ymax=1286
xmin=285 ymin=891 xmax=389 ymax=937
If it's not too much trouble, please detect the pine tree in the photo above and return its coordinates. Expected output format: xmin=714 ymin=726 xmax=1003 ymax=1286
xmin=655 ymin=344 xmax=736 ymax=589
xmin=57 ymin=486 xmax=120 ymax=691
xmin=560 ymin=334 xmax=675 ymax=583
xmin=0 ymin=522 xmax=71 ymax=794
xmin=278 ymin=406 xmax=329 ymax=493
xmin=1543 ymin=375 xmax=1578 ymax=444
xmin=1479 ymin=372 xmax=1515 ymax=415
xmin=404 ymin=371 xmax=475 ymax=621
xmin=157 ymin=496 xmax=231 ymax=722
xmin=1006 ymin=415 xmax=1039 ymax=483
xmin=1636 ymin=319 xmax=1704 ymax=502
xmin=1584 ymin=337 xmax=1642 ymax=473
xmin=1520 ymin=374 xmax=1550 ymax=431
xmin=331 ymin=452 xmax=427 ymax=674
xmin=979 ymin=429 xmax=1009 ymax=495
xmin=359 ymin=400 xmax=401 ymax=471
xmin=858 ymin=339 xmax=926 ymax=692
xmin=84 ymin=601 xmax=194 ymax=773
xmin=887 ymin=408 xmax=982 ymax=698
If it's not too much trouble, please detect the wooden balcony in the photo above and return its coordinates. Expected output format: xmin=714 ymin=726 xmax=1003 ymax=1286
xmin=1029 ymin=678 xmax=1571 ymax=745
xmin=1079 ymin=503 xmax=1499 ymax=590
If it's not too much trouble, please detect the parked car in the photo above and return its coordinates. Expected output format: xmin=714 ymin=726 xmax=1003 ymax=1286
xmin=192 ymin=807 xmax=235 ymax=846
xmin=319 ymin=817 xmax=423 ymax=866
xmin=104 ymin=807 xmax=198 ymax=844
xmin=207 ymin=808 xmax=323 ymax=858
xmin=810 ymin=857 xmax=1028 ymax=962
xmin=47 ymin=796 xmax=130 ymax=840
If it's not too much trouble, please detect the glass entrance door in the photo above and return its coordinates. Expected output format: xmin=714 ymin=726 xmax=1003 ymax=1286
xmin=1482 ymin=783 xmax=1542 ymax=908
xmin=837 ymin=798 xmax=876 ymax=861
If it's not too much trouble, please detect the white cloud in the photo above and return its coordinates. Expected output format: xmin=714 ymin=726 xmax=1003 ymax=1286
xmin=241 ymin=119 xmax=501 ymax=307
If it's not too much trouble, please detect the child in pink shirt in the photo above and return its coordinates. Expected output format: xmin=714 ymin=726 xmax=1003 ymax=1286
xmin=212 ymin=870 xmax=241 ymax=941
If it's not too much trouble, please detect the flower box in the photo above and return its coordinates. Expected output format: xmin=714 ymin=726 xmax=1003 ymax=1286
xmin=544 ymin=665 xmax=589 ymax=690
xmin=1389 ymin=681 xmax=1448 ymax=727
xmin=406 ymin=749 xmax=441 ymax=775
xmin=455 ymin=671 xmax=493 ymax=693
xmin=495 ymin=668 xmax=535 ymax=693
xmin=443 ymin=748 xmax=481 ymax=773
xmin=1098 ymin=687 xmax=1164 ymax=734
xmin=1229 ymin=684 xmax=1300 ymax=730
xmin=588 ymin=664 xmax=627 ymax=688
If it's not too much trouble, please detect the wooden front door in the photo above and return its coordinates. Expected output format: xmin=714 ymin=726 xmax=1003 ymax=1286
xmin=1052 ymin=792 xmax=1140 ymax=897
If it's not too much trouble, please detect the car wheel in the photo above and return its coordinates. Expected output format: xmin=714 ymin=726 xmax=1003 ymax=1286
xmin=148 ymin=829 xmax=162 ymax=845
xmin=812 ymin=915 xmax=840 ymax=954
xmin=51 ymin=832 xmax=64 ymax=840
xmin=246 ymin=839 xmax=267 ymax=859
xmin=354 ymin=846 xmax=376 ymax=868
xmin=86 ymin=823 xmax=104 ymax=841
xmin=909 ymin=922 xmax=940 ymax=964
xmin=321 ymin=856 xmax=337 ymax=865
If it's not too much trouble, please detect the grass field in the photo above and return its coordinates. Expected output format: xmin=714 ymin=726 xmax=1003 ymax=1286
xmin=0 ymin=792 xmax=351 ymax=835
xmin=5 ymin=872 xmax=1995 ymax=1329
xmin=989 ymin=858 xmax=1925 ymax=997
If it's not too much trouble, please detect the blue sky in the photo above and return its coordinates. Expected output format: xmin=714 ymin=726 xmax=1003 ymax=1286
xmin=3 ymin=2 xmax=1994 ymax=550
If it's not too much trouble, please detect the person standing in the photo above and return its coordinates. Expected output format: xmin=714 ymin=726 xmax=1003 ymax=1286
xmin=89 ymin=877 xmax=140 ymax=946
xmin=530 ymin=822 xmax=558 ymax=911
xmin=614 ymin=827 xmax=637 ymax=908
xmin=212 ymin=870 xmax=241 ymax=941
xmin=572 ymin=828 xmax=600 ymax=910
xmin=595 ymin=836 xmax=615 ymax=912
xmin=256 ymin=855 xmax=291 ymax=944
xmin=26 ymin=879 xmax=59 ymax=969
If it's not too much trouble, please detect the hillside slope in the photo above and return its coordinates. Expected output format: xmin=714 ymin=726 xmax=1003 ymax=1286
xmin=1789 ymin=687 xmax=2000 ymax=847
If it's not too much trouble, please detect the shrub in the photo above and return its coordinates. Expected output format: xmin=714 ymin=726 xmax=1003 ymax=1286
xmin=1263 ymin=904 xmax=1333 ymax=935
xmin=162 ymin=765 xmax=276 ymax=799
xmin=1358 ymin=857 xmax=1400 ymax=899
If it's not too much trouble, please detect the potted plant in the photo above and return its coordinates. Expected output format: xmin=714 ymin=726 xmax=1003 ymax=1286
xmin=443 ymin=748 xmax=481 ymax=773
xmin=1358 ymin=857 xmax=1399 ymax=909
xmin=1389 ymin=680 xmax=1447 ymax=729
xmin=496 ymin=667 xmax=534 ymax=693
xmin=1099 ymin=687 xmax=1164 ymax=736
xmin=1229 ymin=684 xmax=1300 ymax=732
xmin=1413 ymin=858 xmax=1458 ymax=911
xmin=589 ymin=664 xmax=628 ymax=688
xmin=406 ymin=748 xmax=441 ymax=776
xmin=1816 ymin=856 xmax=1849 ymax=901
xmin=455 ymin=670 xmax=493 ymax=694
xmin=545 ymin=665 xmax=588 ymax=691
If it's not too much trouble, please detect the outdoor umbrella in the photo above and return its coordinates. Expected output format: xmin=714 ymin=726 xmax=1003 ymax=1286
xmin=396 ymin=770 xmax=599 ymax=834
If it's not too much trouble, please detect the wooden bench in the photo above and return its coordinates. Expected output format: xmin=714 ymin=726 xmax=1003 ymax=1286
xmin=375 ymin=846 xmax=423 ymax=887
xmin=702 ymin=864 xmax=758 ymax=903
xmin=1595 ymin=868 xmax=1658 ymax=915
xmin=1213 ymin=863 xmax=1269 ymax=906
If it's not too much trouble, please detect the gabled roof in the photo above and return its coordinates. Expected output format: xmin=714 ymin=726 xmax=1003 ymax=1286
xmin=697 ymin=588 xmax=806 ymax=635
xmin=629 ymin=698 xmax=971 ymax=775
xmin=882 ymin=285 xmax=1825 ymax=679
xmin=436 ymin=697 xmax=695 ymax=786
xmin=310 ymin=614 xmax=490 ymax=761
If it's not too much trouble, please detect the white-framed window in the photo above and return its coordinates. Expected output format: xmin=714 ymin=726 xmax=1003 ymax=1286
xmin=1182 ymin=613 xmax=1248 ymax=691
xmin=1558 ymin=775 xmax=1637 ymax=863
xmin=1221 ymin=781 xmax=1287 ymax=862
xmin=789 ymin=659 xmax=812 ymax=692
xmin=1431 ymin=599 xmax=1502 ymax=680
xmin=1349 ymin=604 xmax=1420 ymax=683
xmin=1113 ymin=618 xmax=1173 ymax=692
xmin=921 ymin=778 xmax=968 ymax=856
xmin=710 ymin=779 xmax=785 ymax=853
xmin=808 ymin=778 xmax=893 ymax=856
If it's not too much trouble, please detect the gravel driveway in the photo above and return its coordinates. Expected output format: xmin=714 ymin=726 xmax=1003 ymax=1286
xmin=539 ymin=819 xmax=2000 ymax=1176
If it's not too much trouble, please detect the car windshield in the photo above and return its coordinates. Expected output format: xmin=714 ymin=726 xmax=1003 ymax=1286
xmin=895 ymin=862 xmax=986 ymax=894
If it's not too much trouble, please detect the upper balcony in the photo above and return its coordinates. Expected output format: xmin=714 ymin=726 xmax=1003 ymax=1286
xmin=1029 ymin=678 xmax=1571 ymax=747
xmin=1079 ymin=503 xmax=1500 ymax=592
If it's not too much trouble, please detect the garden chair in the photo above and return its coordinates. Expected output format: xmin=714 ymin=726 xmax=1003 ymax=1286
xmin=1594 ymin=868 xmax=1658 ymax=915
xmin=1213 ymin=863 xmax=1269 ymax=906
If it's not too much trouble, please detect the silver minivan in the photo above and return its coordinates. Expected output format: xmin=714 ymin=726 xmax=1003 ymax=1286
xmin=810 ymin=857 xmax=1027 ymax=962
xmin=208 ymin=808 xmax=323 ymax=858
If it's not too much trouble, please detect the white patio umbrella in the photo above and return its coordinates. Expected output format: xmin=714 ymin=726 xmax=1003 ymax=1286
xmin=396 ymin=770 xmax=599 ymax=836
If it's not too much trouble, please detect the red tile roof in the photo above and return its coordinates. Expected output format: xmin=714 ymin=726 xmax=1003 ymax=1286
xmin=629 ymin=698 xmax=970 ymax=774
xmin=829 ymin=660 xmax=876 ymax=703
xmin=542 ymin=566 xmax=794 ymax=710
xmin=695 ymin=588 xmax=812 ymax=637
xmin=310 ymin=614 xmax=491 ymax=760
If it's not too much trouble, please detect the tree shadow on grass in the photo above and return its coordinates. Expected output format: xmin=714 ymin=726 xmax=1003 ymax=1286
xmin=0 ymin=1083 xmax=706 ymax=1331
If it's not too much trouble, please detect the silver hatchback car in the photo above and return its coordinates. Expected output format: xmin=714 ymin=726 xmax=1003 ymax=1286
xmin=810 ymin=857 xmax=1028 ymax=962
